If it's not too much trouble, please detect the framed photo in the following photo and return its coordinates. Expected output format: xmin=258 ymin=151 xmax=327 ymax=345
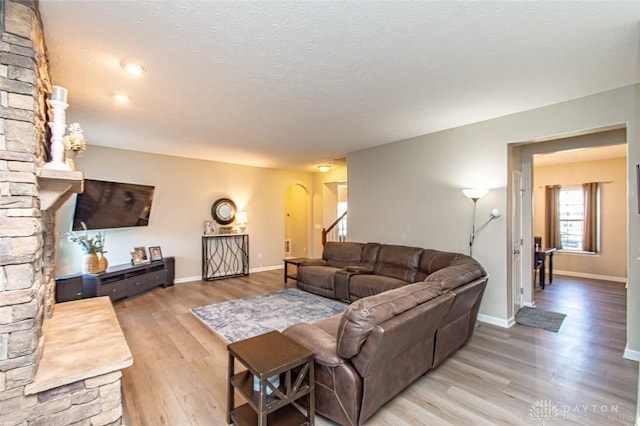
xmin=132 ymin=246 xmax=148 ymax=264
xmin=149 ymin=246 xmax=163 ymax=261
xmin=131 ymin=251 xmax=145 ymax=265
xmin=204 ymin=220 xmax=216 ymax=235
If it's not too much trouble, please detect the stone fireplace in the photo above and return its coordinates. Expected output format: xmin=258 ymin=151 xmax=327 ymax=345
xmin=1 ymin=2 xmax=131 ymax=425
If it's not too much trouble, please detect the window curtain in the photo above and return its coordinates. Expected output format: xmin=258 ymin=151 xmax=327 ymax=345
xmin=583 ymin=182 xmax=598 ymax=252
xmin=545 ymin=185 xmax=561 ymax=249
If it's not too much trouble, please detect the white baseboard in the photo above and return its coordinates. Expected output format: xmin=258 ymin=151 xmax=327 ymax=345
xmin=477 ymin=314 xmax=512 ymax=328
xmin=174 ymin=275 xmax=201 ymax=284
xmin=554 ymin=270 xmax=627 ymax=283
xmin=623 ymin=345 xmax=640 ymax=362
xmin=250 ymin=265 xmax=283 ymax=273
xmin=174 ymin=265 xmax=284 ymax=284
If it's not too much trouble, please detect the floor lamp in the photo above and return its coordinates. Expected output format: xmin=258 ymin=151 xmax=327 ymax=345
xmin=463 ymin=189 xmax=500 ymax=256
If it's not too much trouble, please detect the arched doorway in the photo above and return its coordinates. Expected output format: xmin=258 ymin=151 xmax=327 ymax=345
xmin=284 ymin=184 xmax=309 ymax=257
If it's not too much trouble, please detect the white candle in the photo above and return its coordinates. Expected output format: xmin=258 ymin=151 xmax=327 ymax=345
xmin=51 ymin=86 xmax=68 ymax=103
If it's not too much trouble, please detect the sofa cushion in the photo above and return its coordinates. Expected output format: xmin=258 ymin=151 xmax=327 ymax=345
xmin=323 ymin=242 xmax=364 ymax=268
xmin=336 ymin=283 xmax=441 ymax=359
xmin=416 ymin=249 xmax=463 ymax=280
xmin=359 ymin=243 xmax=381 ymax=270
xmin=297 ymin=265 xmax=342 ymax=294
xmin=424 ymin=261 xmax=486 ymax=291
xmin=348 ymin=274 xmax=408 ymax=301
xmin=372 ymin=245 xmax=423 ymax=282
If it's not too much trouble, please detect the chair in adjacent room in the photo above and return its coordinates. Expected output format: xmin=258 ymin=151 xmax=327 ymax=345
xmin=533 ymin=236 xmax=544 ymax=287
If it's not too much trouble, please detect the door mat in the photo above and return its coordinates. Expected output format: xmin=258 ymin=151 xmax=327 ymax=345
xmin=190 ymin=288 xmax=348 ymax=343
xmin=515 ymin=306 xmax=566 ymax=332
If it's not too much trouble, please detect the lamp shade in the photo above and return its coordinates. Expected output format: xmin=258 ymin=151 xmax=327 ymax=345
xmin=462 ymin=188 xmax=489 ymax=200
xmin=235 ymin=211 xmax=248 ymax=225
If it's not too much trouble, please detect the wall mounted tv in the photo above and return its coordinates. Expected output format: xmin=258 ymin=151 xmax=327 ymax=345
xmin=72 ymin=179 xmax=155 ymax=231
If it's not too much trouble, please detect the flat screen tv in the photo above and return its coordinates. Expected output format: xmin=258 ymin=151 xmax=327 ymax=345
xmin=72 ymin=179 xmax=155 ymax=231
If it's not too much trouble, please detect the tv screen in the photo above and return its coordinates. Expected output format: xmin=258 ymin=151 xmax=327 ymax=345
xmin=72 ymin=179 xmax=155 ymax=231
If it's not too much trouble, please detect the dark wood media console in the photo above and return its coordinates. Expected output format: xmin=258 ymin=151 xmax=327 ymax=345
xmin=56 ymin=257 xmax=175 ymax=303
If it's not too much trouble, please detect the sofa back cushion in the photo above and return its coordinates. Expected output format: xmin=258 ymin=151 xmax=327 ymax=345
xmin=416 ymin=249 xmax=486 ymax=290
xmin=416 ymin=249 xmax=462 ymax=280
xmin=336 ymin=283 xmax=441 ymax=359
xmin=372 ymin=245 xmax=422 ymax=282
xmin=359 ymin=243 xmax=381 ymax=270
xmin=424 ymin=260 xmax=487 ymax=291
xmin=323 ymin=242 xmax=364 ymax=268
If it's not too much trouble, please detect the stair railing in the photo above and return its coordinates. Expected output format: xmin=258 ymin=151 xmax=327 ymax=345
xmin=322 ymin=211 xmax=347 ymax=245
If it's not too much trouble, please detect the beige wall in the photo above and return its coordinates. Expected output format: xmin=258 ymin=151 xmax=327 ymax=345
xmin=348 ymin=84 xmax=639 ymax=354
xmin=533 ymin=157 xmax=627 ymax=280
xmin=55 ymin=146 xmax=313 ymax=280
xmin=284 ymin=184 xmax=310 ymax=257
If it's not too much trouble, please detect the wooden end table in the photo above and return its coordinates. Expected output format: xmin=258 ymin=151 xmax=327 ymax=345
xmin=227 ymin=331 xmax=315 ymax=425
xmin=283 ymin=258 xmax=308 ymax=284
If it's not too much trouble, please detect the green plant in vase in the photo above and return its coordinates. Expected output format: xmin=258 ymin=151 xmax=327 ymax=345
xmin=66 ymin=223 xmax=107 ymax=273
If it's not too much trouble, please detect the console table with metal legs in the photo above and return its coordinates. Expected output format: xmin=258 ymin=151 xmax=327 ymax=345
xmin=202 ymin=234 xmax=249 ymax=280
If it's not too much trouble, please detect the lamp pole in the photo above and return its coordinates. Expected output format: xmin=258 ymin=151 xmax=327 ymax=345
xmin=469 ymin=198 xmax=479 ymax=256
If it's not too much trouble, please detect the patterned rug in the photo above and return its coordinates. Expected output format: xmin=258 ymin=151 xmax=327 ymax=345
xmin=190 ymin=288 xmax=348 ymax=343
xmin=515 ymin=306 xmax=566 ymax=332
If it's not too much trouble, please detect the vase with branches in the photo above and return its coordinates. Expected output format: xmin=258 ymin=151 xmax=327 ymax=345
xmin=67 ymin=223 xmax=107 ymax=273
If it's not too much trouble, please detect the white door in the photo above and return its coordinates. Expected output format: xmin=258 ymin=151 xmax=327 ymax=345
xmin=512 ymin=170 xmax=524 ymax=312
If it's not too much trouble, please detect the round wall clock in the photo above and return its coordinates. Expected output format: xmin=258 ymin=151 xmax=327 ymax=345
xmin=211 ymin=198 xmax=237 ymax=225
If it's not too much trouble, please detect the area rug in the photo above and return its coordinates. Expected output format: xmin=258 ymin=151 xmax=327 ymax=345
xmin=190 ymin=288 xmax=348 ymax=343
xmin=515 ymin=306 xmax=566 ymax=332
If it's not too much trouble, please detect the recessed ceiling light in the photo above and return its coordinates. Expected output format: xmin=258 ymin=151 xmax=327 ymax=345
xmin=113 ymin=93 xmax=131 ymax=103
xmin=121 ymin=61 xmax=145 ymax=76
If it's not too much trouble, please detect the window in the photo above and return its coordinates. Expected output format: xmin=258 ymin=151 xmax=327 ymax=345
xmin=558 ymin=187 xmax=583 ymax=250
xmin=556 ymin=184 xmax=599 ymax=253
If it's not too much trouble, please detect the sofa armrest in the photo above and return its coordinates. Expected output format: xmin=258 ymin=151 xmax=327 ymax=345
xmin=283 ymin=323 xmax=343 ymax=367
xmin=300 ymin=259 xmax=328 ymax=267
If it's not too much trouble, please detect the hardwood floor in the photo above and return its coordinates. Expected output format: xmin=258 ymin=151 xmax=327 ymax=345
xmin=114 ymin=272 xmax=638 ymax=425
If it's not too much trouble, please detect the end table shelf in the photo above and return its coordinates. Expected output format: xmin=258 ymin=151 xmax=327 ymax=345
xmin=227 ymin=331 xmax=315 ymax=426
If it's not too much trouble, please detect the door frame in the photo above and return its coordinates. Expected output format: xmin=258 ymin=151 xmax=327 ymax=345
xmin=507 ymin=124 xmax=627 ymax=321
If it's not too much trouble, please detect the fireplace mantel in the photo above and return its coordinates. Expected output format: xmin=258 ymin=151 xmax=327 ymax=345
xmin=37 ymin=168 xmax=84 ymax=211
xmin=24 ymin=296 xmax=133 ymax=395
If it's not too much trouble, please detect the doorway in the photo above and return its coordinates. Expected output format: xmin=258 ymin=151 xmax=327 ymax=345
xmin=284 ymin=184 xmax=309 ymax=258
xmin=508 ymin=125 xmax=628 ymax=318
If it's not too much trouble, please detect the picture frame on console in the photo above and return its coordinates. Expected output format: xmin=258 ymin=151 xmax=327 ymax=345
xmin=132 ymin=246 xmax=148 ymax=265
xmin=149 ymin=246 xmax=163 ymax=261
xmin=204 ymin=220 xmax=216 ymax=235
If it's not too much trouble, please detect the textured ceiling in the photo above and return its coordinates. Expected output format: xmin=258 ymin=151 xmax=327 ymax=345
xmin=38 ymin=1 xmax=640 ymax=172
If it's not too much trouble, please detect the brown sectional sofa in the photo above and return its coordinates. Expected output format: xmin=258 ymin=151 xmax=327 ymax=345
xmin=283 ymin=242 xmax=488 ymax=426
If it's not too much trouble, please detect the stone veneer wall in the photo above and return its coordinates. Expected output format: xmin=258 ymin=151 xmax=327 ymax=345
xmin=0 ymin=1 xmax=124 ymax=425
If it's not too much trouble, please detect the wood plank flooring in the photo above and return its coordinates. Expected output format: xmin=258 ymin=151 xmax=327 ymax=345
xmin=114 ymin=272 xmax=638 ymax=425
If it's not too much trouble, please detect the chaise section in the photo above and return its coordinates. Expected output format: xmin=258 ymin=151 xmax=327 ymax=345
xmin=285 ymin=283 xmax=455 ymax=425
xmin=284 ymin=315 xmax=362 ymax=426
xmin=417 ymin=249 xmax=488 ymax=367
xmin=296 ymin=242 xmax=365 ymax=298
xmin=296 ymin=265 xmax=342 ymax=298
